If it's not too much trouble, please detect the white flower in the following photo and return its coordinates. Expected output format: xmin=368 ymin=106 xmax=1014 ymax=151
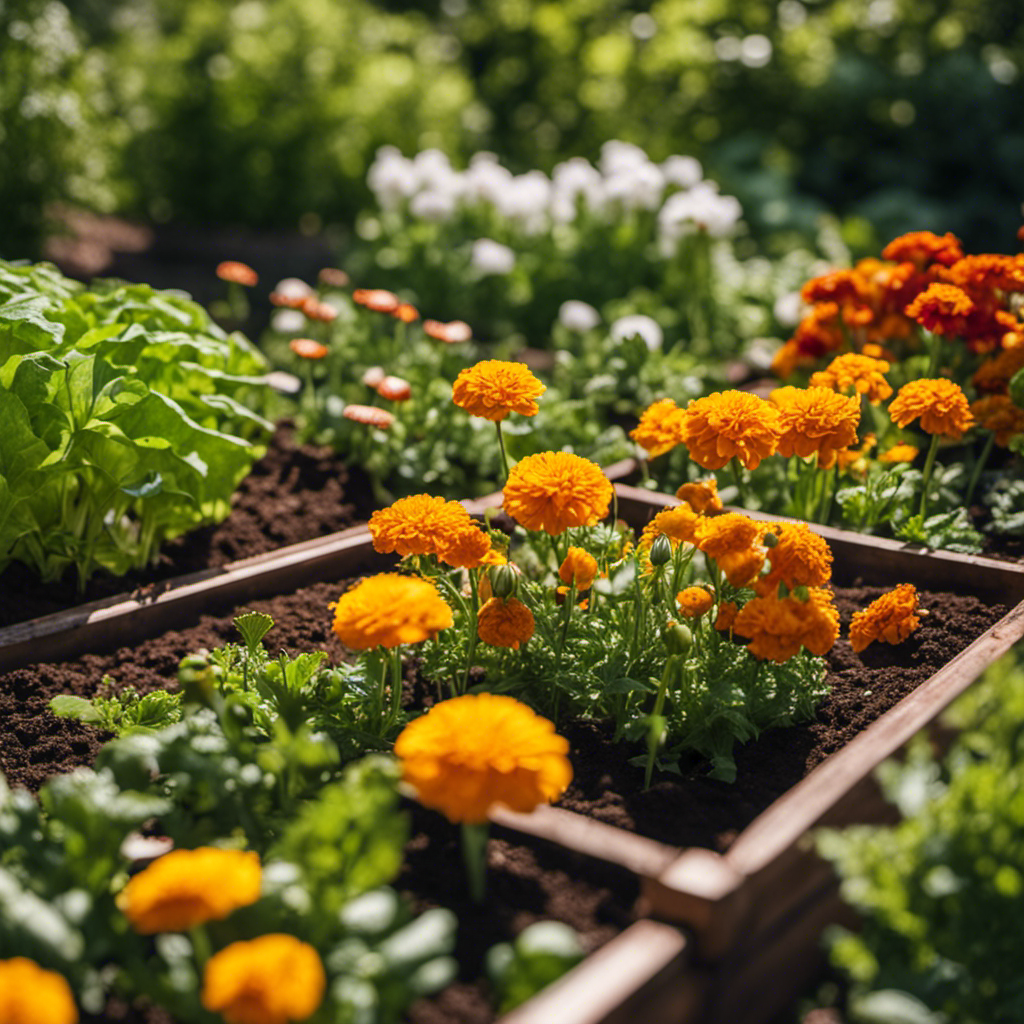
xmin=599 ymin=140 xmax=649 ymax=177
xmin=463 ymin=154 xmax=514 ymax=207
xmin=773 ymin=291 xmax=806 ymax=328
xmin=470 ymin=238 xmax=516 ymax=275
xmin=412 ymin=148 xmax=457 ymax=191
xmin=603 ymin=162 xmax=665 ymax=212
xmin=558 ymin=300 xmax=601 ymax=332
xmin=550 ymin=157 xmax=605 ymax=222
xmin=495 ymin=171 xmax=552 ymax=233
xmin=271 ymin=309 xmax=306 ymax=334
xmin=410 ymin=188 xmax=458 ymax=222
xmin=657 ymin=182 xmax=743 ymax=250
xmin=610 ymin=314 xmax=663 ymax=351
xmin=367 ymin=147 xmax=419 ymax=209
xmin=273 ymin=277 xmax=313 ymax=300
xmin=661 ymin=155 xmax=703 ymax=188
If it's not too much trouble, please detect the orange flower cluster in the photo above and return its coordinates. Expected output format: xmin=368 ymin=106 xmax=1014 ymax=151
xmin=369 ymin=495 xmax=494 ymax=568
xmin=905 ymin=283 xmax=975 ymax=336
xmin=680 ymin=391 xmax=783 ymax=471
xmin=889 ymin=379 xmax=975 ymax=439
xmin=756 ymin=521 xmax=833 ymax=596
xmin=503 ymin=452 xmax=613 ymax=535
xmin=973 ymin=345 xmax=1024 ymax=394
xmin=477 ymin=597 xmax=535 ymax=649
xmin=733 ymin=588 xmax=840 ymax=662
xmin=424 ymin=319 xmax=472 ymax=343
xmin=714 ymin=601 xmax=738 ymax=631
xmin=559 ymin=547 xmax=599 ymax=590
xmin=809 ymin=353 xmax=892 ymax=404
xmin=638 ymin=503 xmax=700 ymax=551
xmin=353 ymin=288 xmax=400 ymax=313
xmin=677 ymin=586 xmax=714 ymax=618
xmin=675 ymin=478 xmax=722 ymax=514
xmin=849 ymin=584 xmax=921 ymax=653
xmin=0 ymin=959 xmax=78 ymax=1024
xmin=630 ymin=398 xmax=688 ymax=458
xmin=771 ymin=386 xmax=861 ymax=468
xmin=394 ymin=694 xmax=572 ymax=824
xmin=970 ymin=394 xmax=1024 ymax=447
xmin=331 ymin=573 xmax=453 ymax=649
xmin=452 ymin=360 xmax=546 ymax=421
xmin=695 ymin=513 xmax=766 ymax=587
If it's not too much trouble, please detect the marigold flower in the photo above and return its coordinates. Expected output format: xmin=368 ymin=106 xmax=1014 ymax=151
xmin=438 ymin=523 xmax=494 ymax=569
xmin=362 ymin=366 xmax=387 ymax=389
xmin=905 ymin=283 xmax=975 ymax=335
xmin=972 ymin=345 xmax=1024 ymax=393
xmin=216 ymin=261 xmax=258 ymax=287
xmin=771 ymin=386 xmax=861 ymax=469
xmin=849 ymin=584 xmax=921 ymax=653
xmin=889 ymin=379 xmax=975 ymax=439
xmin=503 ymin=452 xmax=613 ymax=535
xmin=452 ymin=360 xmax=546 ymax=422
xmin=558 ymin=547 xmax=599 ymax=591
xmin=117 ymin=848 xmax=261 ymax=934
xmin=640 ymin=504 xmax=700 ymax=549
xmin=810 ymin=353 xmax=893 ymax=405
xmin=392 ymin=301 xmax=420 ymax=323
xmin=675 ymin=478 xmax=722 ymax=514
xmin=369 ymin=494 xmax=473 ymax=558
xmin=353 ymin=288 xmax=400 ymax=313
xmin=756 ymin=521 xmax=833 ymax=596
xmin=800 ymin=269 xmax=864 ymax=306
xmin=318 ymin=266 xmax=350 ymax=289
xmin=733 ymin=588 xmax=840 ymax=662
xmin=424 ymin=319 xmax=473 ymax=343
xmin=947 ymin=254 xmax=1024 ymax=294
xmin=270 ymin=291 xmax=308 ymax=309
xmin=630 ymin=398 xmax=688 ymax=458
xmin=301 ymin=297 xmax=338 ymax=322
xmin=878 ymin=443 xmax=919 ymax=463
xmin=680 ymin=391 xmax=783 ymax=471
xmin=714 ymin=601 xmax=738 ymax=632
xmin=881 ymin=230 xmax=963 ymax=269
xmin=695 ymin=513 xmax=766 ymax=587
xmin=0 ymin=959 xmax=77 ymax=1024
xmin=202 ymin=934 xmax=325 ymax=1024
xmin=677 ymin=586 xmax=714 ymax=618
xmin=289 ymin=338 xmax=328 ymax=360
xmin=342 ymin=404 xmax=395 ymax=429
xmin=394 ymin=694 xmax=572 ymax=823
xmin=376 ymin=375 xmax=412 ymax=402
xmin=331 ymin=574 xmax=453 ymax=649
xmin=970 ymin=394 xmax=1024 ymax=447
xmin=477 ymin=596 xmax=536 ymax=649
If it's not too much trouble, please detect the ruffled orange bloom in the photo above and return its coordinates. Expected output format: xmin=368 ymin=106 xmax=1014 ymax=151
xmin=270 ymin=290 xmax=308 ymax=309
xmin=393 ymin=302 xmax=420 ymax=323
xmin=771 ymin=387 xmax=861 ymax=468
xmin=376 ymin=375 xmax=412 ymax=402
xmin=675 ymin=478 xmax=722 ymax=514
xmin=714 ymin=601 xmax=738 ymax=632
xmin=503 ymin=453 xmax=613 ymax=535
xmin=559 ymin=547 xmax=599 ymax=591
xmin=905 ymin=283 xmax=975 ymax=335
xmin=477 ymin=597 xmax=535 ymax=649
xmin=438 ymin=523 xmax=494 ymax=569
xmin=639 ymin=504 xmax=701 ymax=549
xmin=342 ymin=404 xmax=395 ymax=429
xmin=878 ymin=443 xmax=919 ymax=464
xmin=369 ymin=494 xmax=472 ymax=557
xmin=630 ymin=399 xmax=688 ymax=458
xmin=970 ymin=394 xmax=1024 ymax=447
xmin=331 ymin=574 xmax=453 ymax=649
xmin=947 ymin=254 xmax=1024 ymax=294
xmin=889 ymin=379 xmax=974 ymax=439
xmin=800 ymin=269 xmax=864 ymax=307
xmin=394 ymin=694 xmax=572 ymax=824
xmin=318 ymin=267 xmax=350 ymax=289
xmin=972 ymin=345 xmax=1024 ymax=393
xmin=733 ymin=588 xmax=840 ymax=662
xmin=757 ymin=522 xmax=833 ymax=596
xmin=881 ymin=231 xmax=963 ymax=269
xmin=695 ymin=513 xmax=766 ymax=587
xmin=289 ymin=338 xmax=328 ymax=360
xmin=117 ymin=848 xmax=261 ymax=934
xmin=849 ymin=584 xmax=921 ymax=653
xmin=677 ymin=586 xmax=714 ymax=618
xmin=680 ymin=391 xmax=783 ymax=471
xmin=452 ymin=360 xmax=546 ymax=422
xmin=216 ymin=261 xmax=258 ymax=286
xmin=424 ymin=319 xmax=473 ymax=343
xmin=0 ymin=959 xmax=78 ymax=1024
xmin=810 ymin=353 xmax=892 ymax=404
xmin=353 ymin=288 xmax=400 ymax=313
xmin=202 ymin=934 xmax=325 ymax=1024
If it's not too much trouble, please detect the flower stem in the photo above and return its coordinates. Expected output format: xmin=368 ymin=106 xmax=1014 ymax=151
xmin=495 ymin=420 xmax=510 ymax=481
xmin=730 ymin=459 xmax=746 ymax=507
xmin=461 ymin=822 xmax=490 ymax=903
xmin=190 ymin=925 xmax=212 ymax=973
xmin=389 ymin=647 xmax=404 ymax=727
xmin=964 ymin=431 xmax=995 ymax=509
xmin=918 ymin=433 xmax=941 ymax=518
xmin=645 ymin=655 xmax=679 ymax=789
xmin=462 ymin=570 xmax=480 ymax=696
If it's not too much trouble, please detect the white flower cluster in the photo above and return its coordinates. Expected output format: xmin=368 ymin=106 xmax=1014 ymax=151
xmin=366 ymin=141 xmax=743 ymax=254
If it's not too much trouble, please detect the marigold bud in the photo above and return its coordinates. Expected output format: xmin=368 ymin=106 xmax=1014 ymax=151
xmin=664 ymin=623 xmax=693 ymax=655
xmin=489 ymin=563 xmax=519 ymax=599
xmin=649 ymin=534 xmax=673 ymax=567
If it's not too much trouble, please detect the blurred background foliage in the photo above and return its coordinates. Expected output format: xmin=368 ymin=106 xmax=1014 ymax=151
xmin=3 ymin=0 xmax=1024 ymax=258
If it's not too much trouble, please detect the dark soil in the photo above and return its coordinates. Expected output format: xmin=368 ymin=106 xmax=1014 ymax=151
xmin=0 ymin=424 xmax=376 ymax=627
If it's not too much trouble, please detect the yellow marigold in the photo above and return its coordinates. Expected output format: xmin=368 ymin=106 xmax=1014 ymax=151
xmin=771 ymin=386 xmax=861 ymax=469
xmin=695 ymin=513 xmax=766 ymax=587
xmin=714 ymin=601 xmax=738 ymax=631
xmin=680 ymin=391 xmax=783 ymax=471
xmin=452 ymin=359 xmax=546 ymax=421
xmin=559 ymin=547 xmax=599 ymax=591
xmin=849 ymin=584 xmax=921 ymax=653
xmin=331 ymin=574 xmax=453 ymax=650
xmin=970 ymin=394 xmax=1024 ymax=447
xmin=639 ymin=504 xmax=701 ymax=550
xmin=810 ymin=353 xmax=893 ymax=405
xmin=630 ymin=398 xmax=687 ymax=458
xmin=878 ymin=443 xmax=919 ymax=464
xmin=889 ymin=379 xmax=975 ymax=439
xmin=677 ymin=586 xmax=714 ymax=618
xmin=503 ymin=452 xmax=613 ymax=535
xmin=904 ymin=283 xmax=975 ymax=336
xmin=675 ymin=478 xmax=722 ymax=514
xmin=0 ymin=959 xmax=77 ymax=1024
xmin=757 ymin=522 xmax=833 ymax=596
xmin=202 ymin=934 xmax=325 ymax=1024
xmin=477 ymin=597 xmax=535 ymax=649
xmin=438 ymin=523 xmax=494 ymax=569
xmin=368 ymin=494 xmax=472 ymax=558
xmin=117 ymin=848 xmax=261 ymax=935
xmin=733 ymin=588 xmax=840 ymax=662
xmin=394 ymin=694 xmax=572 ymax=824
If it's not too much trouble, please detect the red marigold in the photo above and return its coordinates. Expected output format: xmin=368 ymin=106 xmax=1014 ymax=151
xmin=905 ymin=283 xmax=975 ymax=336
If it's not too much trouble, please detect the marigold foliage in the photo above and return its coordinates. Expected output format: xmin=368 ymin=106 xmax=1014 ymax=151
xmin=757 ymin=522 xmax=833 ymax=596
xmin=0 ymin=959 xmax=78 ymax=1024
xmin=558 ymin=547 xmax=598 ymax=591
xmin=970 ymin=394 xmax=1024 ymax=447
xmin=849 ymin=584 xmax=921 ymax=653
xmin=810 ymin=353 xmax=893 ymax=405
xmin=202 ymin=934 xmax=325 ymax=1024
xmin=771 ymin=386 xmax=861 ymax=469
xmin=905 ymin=283 xmax=975 ymax=336
xmin=680 ymin=390 xmax=783 ymax=471
xmin=889 ymin=379 xmax=975 ymax=439
xmin=503 ymin=452 xmax=613 ymax=535
xmin=394 ymin=694 xmax=572 ymax=824
xmin=477 ymin=597 xmax=535 ymax=650
xmin=675 ymin=477 xmax=723 ymax=514
xmin=369 ymin=494 xmax=473 ymax=558
xmin=677 ymin=586 xmax=714 ymax=618
xmin=695 ymin=513 xmax=766 ymax=587
xmin=630 ymin=398 xmax=687 ymax=458
xmin=451 ymin=359 xmax=546 ymax=421
xmin=117 ymin=848 xmax=261 ymax=934
xmin=733 ymin=588 xmax=840 ymax=662
xmin=331 ymin=574 xmax=453 ymax=650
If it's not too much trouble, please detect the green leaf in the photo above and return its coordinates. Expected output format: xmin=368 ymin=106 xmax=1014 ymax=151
xmin=234 ymin=611 xmax=275 ymax=653
xmin=49 ymin=695 xmax=105 ymax=725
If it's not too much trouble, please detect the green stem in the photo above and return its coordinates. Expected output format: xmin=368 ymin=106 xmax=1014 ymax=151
xmin=645 ymin=656 xmax=679 ymax=789
xmin=918 ymin=433 xmax=942 ymax=519
xmin=495 ymin=420 xmax=510 ymax=482
xmin=190 ymin=925 xmax=212 ymax=973
xmin=461 ymin=822 xmax=490 ymax=903
xmin=818 ymin=463 xmax=839 ymax=526
xmin=462 ymin=570 xmax=480 ymax=696
xmin=730 ymin=459 xmax=746 ymax=507
xmin=389 ymin=647 xmax=404 ymax=728
xmin=964 ymin=431 xmax=995 ymax=509
xmin=924 ymin=330 xmax=941 ymax=378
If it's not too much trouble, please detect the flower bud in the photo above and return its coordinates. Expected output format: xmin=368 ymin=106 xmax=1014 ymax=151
xmin=649 ymin=534 xmax=673 ymax=567
xmin=762 ymin=532 xmax=779 ymax=548
xmin=489 ymin=563 xmax=519 ymax=599
xmin=663 ymin=622 xmax=693 ymax=655
xmin=178 ymin=654 xmax=216 ymax=706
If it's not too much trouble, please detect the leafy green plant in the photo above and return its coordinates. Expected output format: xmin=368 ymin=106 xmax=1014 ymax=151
xmin=487 ymin=921 xmax=585 ymax=1013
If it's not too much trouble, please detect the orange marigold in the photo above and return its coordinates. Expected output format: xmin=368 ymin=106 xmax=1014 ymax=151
xmin=368 ymin=494 xmax=473 ymax=557
xmin=393 ymin=302 xmax=420 ymax=323
xmin=353 ymin=288 xmax=400 ymax=313
xmin=117 ymin=848 xmax=261 ymax=934
xmin=972 ymin=345 xmax=1024 ymax=393
xmin=289 ymin=338 xmax=328 ymax=360
xmin=0 ymin=959 xmax=77 ymax=1024
xmin=946 ymin=254 xmax=1024 ymax=294
xmin=424 ymin=319 xmax=473 ymax=343
xmin=342 ymin=404 xmax=395 ymax=429
xmin=452 ymin=360 xmax=546 ymax=421
xmin=771 ymin=386 xmax=861 ymax=469
xmin=559 ymin=547 xmax=599 ymax=591
xmin=889 ymin=379 xmax=975 ymax=439
xmin=878 ymin=443 xmax=919 ymax=464
xmin=970 ymin=394 xmax=1024 ymax=447
xmin=331 ymin=574 xmax=453 ymax=649
xmin=216 ymin=261 xmax=258 ymax=286
xmin=680 ymin=391 xmax=783 ymax=471
xmin=477 ymin=597 xmax=535 ymax=649
xmin=733 ymin=588 xmax=840 ymax=662
xmin=438 ymin=523 xmax=494 ymax=569
xmin=318 ymin=267 xmax=350 ymax=288
xmin=800 ymin=269 xmax=864 ymax=306
xmin=677 ymin=586 xmax=714 ymax=618
xmin=757 ymin=521 xmax=833 ymax=596
xmin=639 ymin=504 xmax=701 ymax=549
xmin=503 ymin=452 xmax=613 ymax=535
xmin=695 ymin=513 xmax=766 ymax=587
xmin=714 ymin=600 xmax=738 ymax=631
xmin=377 ymin=375 xmax=412 ymax=402
xmin=905 ymin=282 xmax=975 ymax=336
xmin=630 ymin=398 xmax=688 ymax=458
xmin=675 ymin=477 xmax=723 ymax=514
xmin=394 ymin=694 xmax=572 ymax=823
xmin=881 ymin=230 xmax=963 ymax=269
xmin=202 ymin=934 xmax=325 ymax=1024
xmin=809 ymin=353 xmax=892 ymax=405
xmin=849 ymin=583 xmax=921 ymax=653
